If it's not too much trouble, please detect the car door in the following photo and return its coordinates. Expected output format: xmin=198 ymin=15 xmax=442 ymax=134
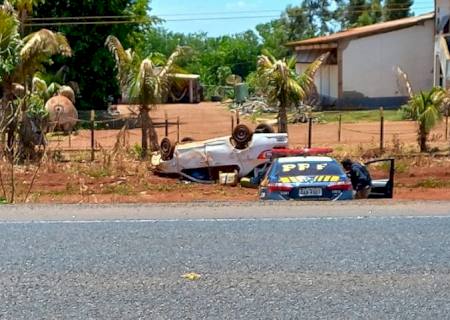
xmin=364 ymin=158 xmax=395 ymax=198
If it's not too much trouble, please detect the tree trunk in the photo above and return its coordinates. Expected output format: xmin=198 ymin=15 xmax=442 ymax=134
xmin=278 ymin=101 xmax=289 ymax=134
xmin=418 ymin=125 xmax=428 ymax=152
xmin=148 ymin=116 xmax=159 ymax=152
xmin=140 ymin=106 xmax=150 ymax=159
xmin=1 ymin=82 xmax=17 ymax=159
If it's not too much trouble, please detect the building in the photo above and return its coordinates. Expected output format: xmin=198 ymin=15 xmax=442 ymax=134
xmin=286 ymin=13 xmax=435 ymax=109
xmin=434 ymin=0 xmax=450 ymax=88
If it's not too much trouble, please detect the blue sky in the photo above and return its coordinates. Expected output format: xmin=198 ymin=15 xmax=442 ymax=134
xmin=151 ymin=0 xmax=434 ymax=36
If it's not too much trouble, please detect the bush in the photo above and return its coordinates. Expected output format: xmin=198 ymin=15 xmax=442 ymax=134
xmin=399 ymin=104 xmax=414 ymax=120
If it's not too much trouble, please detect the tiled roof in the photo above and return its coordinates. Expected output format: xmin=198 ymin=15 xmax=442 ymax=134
xmin=287 ymin=12 xmax=434 ymax=47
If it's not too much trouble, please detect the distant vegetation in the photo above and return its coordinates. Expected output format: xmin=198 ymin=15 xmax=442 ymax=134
xmin=9 ymin=0 xmax=414 ymax=109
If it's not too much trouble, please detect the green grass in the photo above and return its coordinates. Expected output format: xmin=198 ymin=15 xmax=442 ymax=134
xmin=318 ymin=110 xmax=404 ymax=123
xmin=103 ymin=183 xmax=134 ymax=195
xmin=377 ymin=160 xmax=409 ymax=174
xmin=414 ymin=178 xmax=450 ymax=188
xmin=84 ymin=166 xmax=112 ymax=178
xmin=250 ymin=110 xmax=405 ymax=124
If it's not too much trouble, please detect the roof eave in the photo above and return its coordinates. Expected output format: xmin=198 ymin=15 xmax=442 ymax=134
xmin=287 ymin=13 xmax=435 ymax=48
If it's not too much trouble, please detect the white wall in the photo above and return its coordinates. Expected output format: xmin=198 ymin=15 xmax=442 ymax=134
xmin=297 ymin=63 xmax=338 ymax=101
xmin=436 ymin=0 xmax=450 ymax=31
xmin=342 ymin=19 xmax=434 ymax=98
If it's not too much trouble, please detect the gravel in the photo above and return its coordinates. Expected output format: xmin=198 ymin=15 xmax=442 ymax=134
xmin=1 ymin=209 xmax=450 ymax=319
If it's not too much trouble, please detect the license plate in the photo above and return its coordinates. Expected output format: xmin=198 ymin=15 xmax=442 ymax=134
xmin=298 ymin=188 xmax=323 ymax=197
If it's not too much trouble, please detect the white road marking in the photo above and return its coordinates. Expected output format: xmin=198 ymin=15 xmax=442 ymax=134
xmin=0 ymin=215 xmax=449 ymax=225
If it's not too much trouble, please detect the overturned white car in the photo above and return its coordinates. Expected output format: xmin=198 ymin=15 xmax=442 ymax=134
xmin=154 ymin=124 xmax=288 ymax=182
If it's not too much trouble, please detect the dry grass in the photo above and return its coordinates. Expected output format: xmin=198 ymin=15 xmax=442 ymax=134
xmin=0 ymin=124 xmax=448 ymax=204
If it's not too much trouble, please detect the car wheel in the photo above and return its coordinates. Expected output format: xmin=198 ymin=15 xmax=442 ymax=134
xmin=160 ymin=137 xmax=175 ymax=161
xmin=254 ymin=123 xmax=274 ymax=134
xmin=232 ymin=124 xmax=252 ymax=148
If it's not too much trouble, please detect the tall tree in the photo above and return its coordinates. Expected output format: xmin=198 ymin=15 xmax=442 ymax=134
xmin=370 ymin=0 xmax=383 ymax=23
xmin=283 ymin=5 xmax=315 ymax=39
xmin=256 ymin=5 xmax=313 ymax=59
xmin=384 ymin=0 xmax=413 ymax=21
xmin=33 ymin=0 xmax=155 ymax=110
xmin=257 ymin=51 xmax=329 ymax=133
xmin=106 ymin=35 xmax=186 ymax=158
xmin=256 ymin=20 xmax=289 ymax=59
xmin=301 ymin=0 xmax=333 ymax=35
xmin=345 ymin=0 xmax=369 ymax=27
xmin=140 ymin=29 xmax=261 ymax=86
xmin=0 ymin=0 xmax=71 ymax=159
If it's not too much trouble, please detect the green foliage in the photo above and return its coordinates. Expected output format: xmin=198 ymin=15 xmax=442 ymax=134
xmin=257 ymin=51 xmax=329 ymax=132
xmin=343 ymin=0 xmax=385 ymax=27
xmin=415 ymin=178 xmax=450 ymax=188
xmin=131 ymin=143 xmax=142 ymax=159
xmin=321 ymin=110 xmax=404 ymax=123
xmin=0 ymin=5 xmax=21 ymax=81
xmin=32 ymin=0 xmax=155 ymax=110
xmin=217 ymin=66 xmax=233 ymax=86
xmin=26 ymin=93 xmax=48 ymax=119
xmin=384 ymin=0 xmax=413 ymax=21
xmin=257 ymin=1 xmax=341 ymax=58
xmin=402 ymin=88 xmax=445 ymax=152
xmin=357 ymin=11 xmax=374 ymax=26
xmin=402 ymin=88 xmax=445 ymax=129
xmin=139 ymin=29 xmax=261 ymax=86
xmin=10 ymin=0 xmax=404 ymax=108
xmin=85 ymin=165 xmax=112 ymax=179
xmin=103 ymin=183 xmax=134 ymax=195
xmin=346 ymin=0 xmax=369 ymax=26
xmin=300 ymin=1 xmax=336 ymax=36
xmin=246 ymin=71 xmax=267 ymax=95
xmin=256 ymin=20 xmax=289 ymax=59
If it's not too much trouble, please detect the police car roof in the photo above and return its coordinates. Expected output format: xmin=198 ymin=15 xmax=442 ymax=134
xmin=276 ymin=156 xmax=336 ymax=163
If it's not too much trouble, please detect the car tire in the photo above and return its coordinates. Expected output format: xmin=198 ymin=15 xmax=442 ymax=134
xmin=160 ymin=137 xmax=175 ymax=161
xmin=254 ymin=123 xmax=274 ymax=134
xmin=232 ymin=124 xmax=253 ymax=149
xmin=181 ymin=137 xmax=194 ymax=143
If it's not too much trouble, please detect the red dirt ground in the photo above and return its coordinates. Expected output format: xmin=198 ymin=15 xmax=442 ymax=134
xmin=5 ymin=157 xmax=448 ymax=204
xmin=25 ymin=103 xmax=450 ymax=203
xmin=49 ymin=102 xmax=449 ymax=151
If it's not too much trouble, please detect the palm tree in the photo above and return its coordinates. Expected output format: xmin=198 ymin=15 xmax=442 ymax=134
xmin=402 ymin=88 xmax=445 ymax=152
xmin=105 ymin=35 xmax=185 ymax=158
xmin=9 ymin=0 xmax=45 ymax=34
xmin=0 ymin=0 xmax=71 ymax=158
xmin=257 ymin=51 xmax=329 ymax=133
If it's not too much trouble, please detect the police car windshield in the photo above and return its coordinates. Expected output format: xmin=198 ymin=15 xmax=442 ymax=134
xmin=275 ymin=161 xmax=344 ymax=177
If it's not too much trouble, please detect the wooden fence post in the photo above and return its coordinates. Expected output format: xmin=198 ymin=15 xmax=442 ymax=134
xmin=90 ymin=110 xmax=95 ymax=162
xmin=445 ymin=106 xmax=449 ymax=141
xmin=164 ymin=112 xmax=169 ymax=137
xmin=308 ymin=117 xmax=313 ymax=148
xmin=231 ymin=115 xmax=234 ymax=135
xmin=338 ymin=113 xmax=342 ymax=143
xmin=177 ymin=116 xmax=180 ymax=143
xmin=380 ymin=107 xmax=384 ymax=152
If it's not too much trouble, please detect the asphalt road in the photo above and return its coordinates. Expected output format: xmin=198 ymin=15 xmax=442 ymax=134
xmin=1 ymin=203 xmax=450 ymax=319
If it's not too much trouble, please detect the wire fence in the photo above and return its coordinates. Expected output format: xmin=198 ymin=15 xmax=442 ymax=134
xmin=47 ymin=108 xmax=450 ymax=161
